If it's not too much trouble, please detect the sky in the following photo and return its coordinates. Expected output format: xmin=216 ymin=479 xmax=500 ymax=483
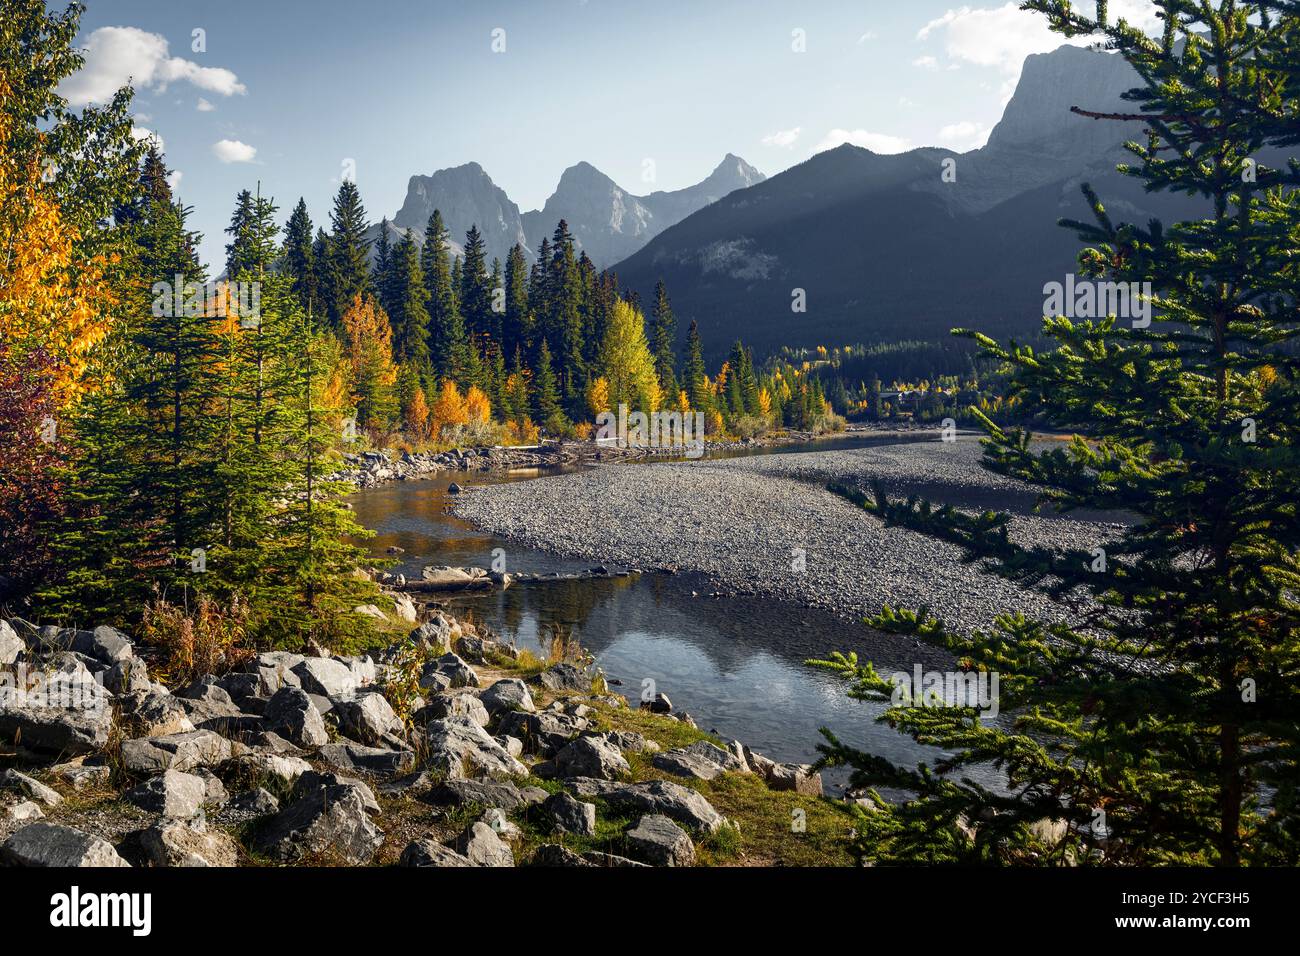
xmin=63 ymin=0 xmax=1161 ymax=270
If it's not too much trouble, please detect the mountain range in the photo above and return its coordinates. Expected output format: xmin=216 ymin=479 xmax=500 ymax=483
xmin=366 ymin=154 xmax=765 ymax=269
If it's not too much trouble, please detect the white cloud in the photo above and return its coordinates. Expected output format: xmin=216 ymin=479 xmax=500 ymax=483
xmin=762 ymin=126 xmax=802 ymax=148
xmin=857 ymin=31 xmax=878 ymax=44
xmin=167 ymin=170 xmax=183 ymax=192
xmin=60 ymin=26 xmax=246 ymax=106
xmin=196 ymin=97 xmax=215 ymax=112
xmin=211 ymin=138 xmax=257 ymax=163
xmin=912 ymin=55 xmax=939 ymax=70
xmin=814 ymin=129 xmax=912 ymax=154
xmin=130 ymin=125 xmax=164 ymax=152
xmin=936 ymin=120 xmax=991 ymax=151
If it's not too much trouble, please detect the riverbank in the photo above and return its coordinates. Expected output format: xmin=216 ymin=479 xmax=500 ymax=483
xmin=451 ymin=439 xmax=1125 ymax=636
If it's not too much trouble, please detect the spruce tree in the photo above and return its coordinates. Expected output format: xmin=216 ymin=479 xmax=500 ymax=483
xmin=390 ymin=231 xmax=431 ymax=369
xmin=325 ymin=180 xmax=371 ymax=326
xmin=503 ymin=243 xmax=532 ymax=360
xmin=459 ymin=225 xmax=491 ymax=342
xmin=281 ymin=198 xmax=318 ymax=315
xmin=684 ymin=319 xmax=711 ymax=414
xmin=812 ymin=0 xmax=1300 ymax=867
xmin=422 ymin=210 xmax=468 ymax=380
xmin=533 ymin=338 xmax=565 ymax=433
xmin=650 ymin=280 xmax=679 ymax=397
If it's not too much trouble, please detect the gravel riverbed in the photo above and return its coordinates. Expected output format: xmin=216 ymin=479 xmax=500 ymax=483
xmin=451 ymin=439 xmax=1128 ymax=635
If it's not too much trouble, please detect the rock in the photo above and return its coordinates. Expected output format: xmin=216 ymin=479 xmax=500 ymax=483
xmin=379 ymin=771 xmax=435 ymax=798
xmin=119 ymin=691 xmax=195 ymax=738
xmin=1 ymin=823 xmax=129 ymax=867
xmin=569 ymin=779 xmax=725 ymax=834
xmin=234 ymin=752 xmax=312 ymax=785
xmin=765 ymin=763 xmax=823 ymax=796
xmin=399 ymin=839 xmax=473 ymax=867
xmin=317 ymin=741 xmax=415 ymax=776
xmin=497 ymin=735 xmax=524 ymax=758
xmin=651 ymin=750 xmax=725 ymax=781
xmin=292 ymin=657 xmax=359 ymax=698
xmin=641 ymin=692 xmax=673 ymax=714
xmin=531 ymin=843 xmax=595 ymax=867
xmin=447 ymin=482 xmax=463 ymax=494
xmin=263 ymin=686 xmax=328 ymax=748
xmin=334 ymin=655 xmax=377 ymax=687
xmin=424 ymin=716 xmax=528 ymax=779
xmin=51 ymin=761 xmax=111 ymax=791
xmin=390 ymin=592 xmax=418 ymax=624
xmin=604 ymin=731 xmax=657 ymax=754
xmin=352 ymin=604 xmax=386 ymax=621
xmin=428 ymin=778 xmax=545 ymax=811
xmin=544 ymin=791 xmax=597 ymax=836
xmin=497 ymin=710 xmax=588 ymax=757
xmin=0 ymin=701 xmax=114 ymax=756
xmin=335 ymin=691 xmax=404 ymax=745
xmin=120 ymin=730 xmax=232 ymax=775
xmin=67 ymin=625 xmax=134 ymax=666
xmin=453 ymin=821 xmax=514 ymax=867
xmin=625 ymin=813 xmax=696 ymax=866
xmin=581 ymin=850 xmax=650 ymax=867
xmin=2 ymin=800 xmax=44 ymax=823
xmin=139 ymin=821 xmax=239 ymax=867
xmin=537 ymin=662 xmax=590 ymax=693
xmin=0 ymin=620 xmax=22 ymax=665
xmin=480 ymin=807 xmax=522 ymax=841
xmin=554 ymin=735 xmax=629 ymax=780
xmin=103 ymin=658 xmax=151 ymax=695
xmin=408 ymin=615 xmax=456 ymax=653
xmin=254 ymin=779 xmax=383 ymax=865
xmin=479 ymin=678 xmax=535 ymax=717
xmin=126 ymin=770 xmax=207 ymax=820
xmin=419 ymin=692 xmax=490 ymax=728
xmin=295 ymin=770 xmax=380 ymax=815
xmin=247 ymin=652 xmax=304 ymax=696
xmin=431 ymin=653 xmax=479 ymax=689
xmin=196 ymin=769 xmax=228 ymax=806
xmin=226 ymin=788 xmax=280 ymax=819
xmin=0 ymin=769 xmax=63 ymax=807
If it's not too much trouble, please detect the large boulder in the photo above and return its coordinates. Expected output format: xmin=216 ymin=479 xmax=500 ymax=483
xmin=292 ymin=656 xmax=359 ymax=698
xmin=544 ymin=791 xmax=597 ymax=836
xmin=419 ymin=692 xmax=489 ymax=728
xmin=126 ymin=770 xmax=207 ymax=820
xmin=253 ymin=776 xmax=383 ymax=865
xmin=398 ymin=839 xmax=473 ymax=867
xmin=651 ymin=741 xmax=743 ymax=781
xmin=120 ymin=730 xmax=232 ymax=775
xmin=453 ymin=821 xmax=514 ymax=867
xmin=1 ymin=823 xmax=129 ymax=867
xmin=334 ymin=691 xmax=404 ymax=745
xmin=263 ymin=686 xmax=328 ymax=748
xmin=428 ymin=653 xmax=479 ymax=689
xmin=0 ymin=620 xmax=23 ymax=665
xmin=118 ymin=691 xmax=195 ymax=738
xmin=317 ymin=741 xmax=415 ymax=777
xmin=569 ymin=778 xmax=725 ymax=833
xmin=479 ymin=678 xmax=535 ymax=717
xmin=67 ymin=625 xmax=134 ymax=666
xmin=139 ymin=821 xmax=239 ymax=867
xmin=497 ymin=710 xmax=588 ymax=757
xmin=536 ymin=663 xmax=590 ymax=693
xmin=0 ymin=701 xmax=114 ymax=757
xmin=428 ymin=778 xmax=547 ymax=812
xmin=764 ymin=763 xmax=823 ymax=796
xmin=424 ymin=717 xmax=527 ymax=779
xmin=554 ymin=735 xmax=629 ymax=780
xmin=625 ymin=814 xmax=695 ymax=866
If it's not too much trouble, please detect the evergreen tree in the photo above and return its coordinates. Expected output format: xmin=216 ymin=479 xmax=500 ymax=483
xmin=650 ymin=280 xmax=679 ymax=397
xmin=281 ymin=198 xmax=318 ymax=314
xmin=459 ymin=225 xmax=491 ymax=341
xmin=547 ymin=220 xmax=585 ymax=406
xmin=503 ymin=243 xmax=531 ymax=360
xmin=373 ymin=218 xmax=395 ymax=318
xmin=812 ymin=0 xmax=1300 ymax=867
xmin=532 ymin=338 xmax=565 ymax=433
xmin=390 ymin=231 xmax=431 ymax=369
xmin=325 ymin=179 xmax=371 ymax=327
xmin=422 ymin=210 xmax=468 ymax=381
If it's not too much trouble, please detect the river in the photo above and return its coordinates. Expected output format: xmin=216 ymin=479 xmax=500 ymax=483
xmin=348 ymin=436 xmax=1006 ymax=795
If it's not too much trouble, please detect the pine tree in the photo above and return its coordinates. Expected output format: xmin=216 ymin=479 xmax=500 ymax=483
xmin=325 ymin=180 xmax=371 ymax=327
xmin=459 ymin=225 xmax=491 ymax=342
xmin=503 ymin=243 xmax=531 ymax=360
xmin=683 ymin=320 xmax=710 ymax=415
xmin=422 ymin=210 xmax=468 ymax=381
xmin=373 ymin=217 xmax=395 ymax=318
xmin=281 ymin=198 xmax=318 ymax=315
xmin=812 ymin=0 xmax=1300 ymax=867
xmin=390 ymin=231 xmax=431 ymax=369
xmin=532 ymin=338 xmax=565 ymax=433
xmin=547 ymin=220 xmax=585 ymax=406
xmin=650 ymin=280 xmax=679 ymax=397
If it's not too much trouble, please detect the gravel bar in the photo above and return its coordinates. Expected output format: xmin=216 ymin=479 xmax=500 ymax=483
xmin=451 ymin=439 xmax=1126 ymax=635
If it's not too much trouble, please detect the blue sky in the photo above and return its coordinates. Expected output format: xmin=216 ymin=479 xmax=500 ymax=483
xmin=63 ymin=0 xmax=1158 ymax=270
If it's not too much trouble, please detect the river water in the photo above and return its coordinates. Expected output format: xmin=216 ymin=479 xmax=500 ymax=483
xmin=348 ymin=437 xmax=1006 ymax=795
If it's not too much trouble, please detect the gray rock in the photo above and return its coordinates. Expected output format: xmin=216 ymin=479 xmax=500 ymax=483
xmin=295 ymin=770 xmax=380 ymax=815
xmin=51 ymin=761 xmax=111 ymax=791
xmin=0 ymin=768 xmax=63 ymax=807
xmin=569 ymin=778 xmax=725 ymax=833
xmin=544 ymin=791 xmax=597 ymax=836
xmin=234 ymin=751 xmax=312 ymax=785
xmin=399 ymin=839 xmax=473 ymax=867
xmin=479 ymin=678 xmax=535 ymax=716
xmin=67 ymin=625 xmax=134 ymax=666
xmin=119 ymin=691 xmax=195 ymax=738
xmin=420 ymin=692 xmax=490 ymax=728
xmin=428 ymin=778 xmax=539 ymax=811
xmin=263 ymin=686 xmax=328 ymax=748
xmin=625 ymin=813 xmax=695 ymax=866
xmin=642 ymin=692 xmax=673 ymax=714
xmin=453 ymin=821 xmax=514 ymax=867
xmin=126 ymin=770 xmax=207 ymax=819
xmin=537 ymin=662 xmax=590 ymax=693
xmin=291 ymin=657 xmax=358 ymax=698
xmin=497 ymin=710 xmax=588 ymax=757
xmin=764 ymin=763 xmax=823 ymax=796
xmin=408 ymin=616 xmax=454 ymax=653
xmin=225 ymin=788 xmax=280 ymax=819
xmin=423 ymin=716 xmax=528 ymax=779
xmin=581 ymin=850 xmax=651 ymax=867
xmin=103 ymin=658 xmax=151 ymax=695
xmin=335 ymin=691 xmax=404 ymax=745
xmin=0 ymin=701 xmax=114 ymax=756
xmin=254 ymin=778 xmax=383 ymax=865
xmin=2 ymin=800 xmax=44 ymax=824
xmin=139 ymin=821 xmax=239 ymax=867
xmin=0 ymin=619 xmax=25 ymax=665
xmin=431 ymin=653 xmax=479 ymax=689
xmin=120 ymin=730 xmax=232 ymax=775
xmin=652 ymin=745 xmax=734 ymax=781
xmin=554 ymin=735 xmax=629 ymax=780
xmin=317 ymin=741 xmax=415 ymax=776
xmin=1 ymin=823 xmax=129 ymax=867
xmin=532 ymin=843 xmax=595 ymax=867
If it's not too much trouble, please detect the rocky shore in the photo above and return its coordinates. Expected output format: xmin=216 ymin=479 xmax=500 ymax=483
xmin=0 ymin=611 xmax=832 ymax=868
xmin=451 ymin=439 xmax=1126 ymax=636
